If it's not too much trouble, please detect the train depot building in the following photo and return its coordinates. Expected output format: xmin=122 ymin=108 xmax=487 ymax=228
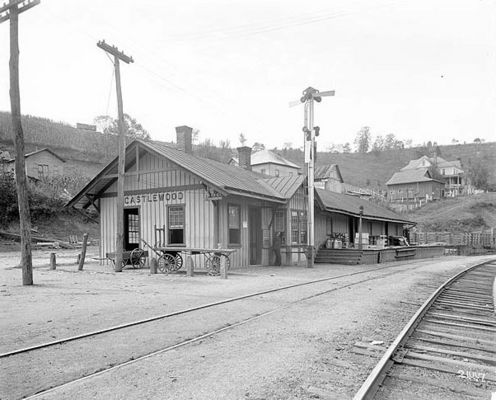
xmin=68 ymin=127 xmax=434 ymax=269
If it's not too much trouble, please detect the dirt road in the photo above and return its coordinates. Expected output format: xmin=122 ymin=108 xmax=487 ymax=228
xmin=1 ymin=250 xmax=494 ymax=399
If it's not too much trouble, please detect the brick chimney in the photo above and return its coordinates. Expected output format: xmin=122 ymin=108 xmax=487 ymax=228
xmin=237 ymin=146 xmax=252 ymax=171
xmin=175 ymin=125 xmax=193 ymax=154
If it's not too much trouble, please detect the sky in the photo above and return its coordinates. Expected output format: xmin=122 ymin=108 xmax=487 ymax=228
xmin=0 ymin=0 xmax=495 ymax=151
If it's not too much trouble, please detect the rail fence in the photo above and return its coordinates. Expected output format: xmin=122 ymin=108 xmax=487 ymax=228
xmin=409 ymin=229 xmax=495 ymax=248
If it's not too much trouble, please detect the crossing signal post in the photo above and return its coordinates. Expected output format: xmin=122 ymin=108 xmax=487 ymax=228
xmin=291 ymin=87 xmax=335 ymax=268
xmin=1 ymin=0 xmax=41 ymax=285
xmin=97 ymin=40 xmax=134 ymax=272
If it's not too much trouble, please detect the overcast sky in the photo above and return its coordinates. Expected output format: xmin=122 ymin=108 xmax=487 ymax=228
xmin=0 ymin=0 xmax=495 ymax=150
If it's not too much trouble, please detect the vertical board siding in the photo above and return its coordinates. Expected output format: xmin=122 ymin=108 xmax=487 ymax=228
xmin=217 ymin=196 xmax=274 ymax=268
xmin=100 ymin=151 xmax=215 ymax=269
xmin=314 ymin=210 xmax=328 ymax=248
xmin=333 ymin=214 xmax=348 ymax=233
xmin=369 ymin=220 xmax=385 ymax=236
xmin=286 ymin=186 xmax=307 ymax=264
xmin=100 ymin=197 xmax=117 ymax=264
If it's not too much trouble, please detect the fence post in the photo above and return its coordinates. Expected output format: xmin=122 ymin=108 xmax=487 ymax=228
xmin=186 ymin=252 xmax=193 ymax=277
xmin=150 ymin=258 xmax=157 ymax=274
xmin=50 ymin=253 xmax=56 ymax=270
xmin=78 ymin=233 xmax=89 ymax=271
xmin=220 ymin=255 xmax=228 ymax=279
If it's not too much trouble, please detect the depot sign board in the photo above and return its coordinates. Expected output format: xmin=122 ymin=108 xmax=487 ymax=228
xmin=124 ymin=191 xmax=184 ymax=206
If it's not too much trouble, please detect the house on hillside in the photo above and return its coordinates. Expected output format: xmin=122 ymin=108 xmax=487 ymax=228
xmin=314 ymin=164 xmax=344 ymax=193
xmin=229 ymin=149 xmax=301 ymax=177
xmin=68 ymin=126 xmax=412 ymax=268
xmin=386 ymin=168 xmax=445 ymax=204
xmin=3 ymin=148 xmax=65 ymax=180
xmin=400 ymin=155 xmax=465 ymax=197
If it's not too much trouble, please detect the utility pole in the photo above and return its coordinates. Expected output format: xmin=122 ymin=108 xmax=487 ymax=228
xmin=97 ymin=40 xmax=133 ymax=272
xmin=1 ymin=0 xmax=40 ymax=285
xmin=291 ymin=87 xmax=335 ymax=268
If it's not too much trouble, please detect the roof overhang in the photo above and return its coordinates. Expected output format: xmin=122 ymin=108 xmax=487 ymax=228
xmin=67 ymin=139 xmax=288 ymax=209
xmin=314 ymin=190 xmax=414 ymax=225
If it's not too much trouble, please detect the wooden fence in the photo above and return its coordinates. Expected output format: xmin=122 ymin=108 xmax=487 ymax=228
xmin=409 ymin=229 xmax=495 ymax=248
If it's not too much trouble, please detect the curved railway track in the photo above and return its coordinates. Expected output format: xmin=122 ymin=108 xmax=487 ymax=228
xmin=354 ymin=260 xmax=496 ymax=400
xmin=3 ymin=260 xmax=443 ymax=400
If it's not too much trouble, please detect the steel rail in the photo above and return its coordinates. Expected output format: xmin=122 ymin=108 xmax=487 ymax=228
xmin=23 ymin=265 xmax=424 ymax=400
xmin=1 ymin=261 xmax=416 ymax=359
xmin=353 ymin=260 xmax=494 ymax=400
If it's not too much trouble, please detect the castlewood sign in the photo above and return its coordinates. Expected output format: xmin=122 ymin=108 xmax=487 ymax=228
xmin=124 ymin=191 xmax=184 ymax=206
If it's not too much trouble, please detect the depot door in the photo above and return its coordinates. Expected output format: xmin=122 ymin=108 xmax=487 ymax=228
xmin=249 ymin=207 xmax=262 ymax=265
xmin=124 ymin=208 xmax=140 ymax=251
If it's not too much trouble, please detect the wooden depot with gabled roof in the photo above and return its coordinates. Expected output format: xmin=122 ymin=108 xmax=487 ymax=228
xmin=67 ymin=127 xmax=310 ymax=269
xmin=67 ymin=126 xmax=425 ymax=270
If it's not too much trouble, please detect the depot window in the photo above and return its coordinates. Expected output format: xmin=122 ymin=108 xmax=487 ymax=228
xmin=168 ymin=205 xmax=185 ymax=245
xmin=291 ymin=210 xmax=307 ymax=244
xmin=228 ymin=204 xmax=241 ymax=245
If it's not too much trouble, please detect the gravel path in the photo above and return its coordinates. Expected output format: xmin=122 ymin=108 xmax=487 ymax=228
xmin=1 ymin=251 xmax=494 ymax=400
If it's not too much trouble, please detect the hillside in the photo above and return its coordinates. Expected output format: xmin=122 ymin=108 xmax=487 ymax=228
xmin=1 ymin=111 xmax=495 ymax=189
xmin=0 ymin=112 xmax=118 ymax=178
xmin=406 ymin=193 xmax=496 ymax=232
xmin=281 ymin=142 xmax=496 ymax=190
xmin=0 ymin=213 xmax=99 ymax=252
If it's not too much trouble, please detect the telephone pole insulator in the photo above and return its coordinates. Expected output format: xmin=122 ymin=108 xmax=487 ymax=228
xmin=97 ymin=40 xmax=134 ymax=64
xmin=0 ymin=0 xmax=39 ymax=23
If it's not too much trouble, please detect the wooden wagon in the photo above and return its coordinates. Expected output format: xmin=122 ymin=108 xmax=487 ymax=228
xmin=106 ymin=248 xmax=148 ymax=270
xmin=153 ymin=246 xmax=236 ymax=275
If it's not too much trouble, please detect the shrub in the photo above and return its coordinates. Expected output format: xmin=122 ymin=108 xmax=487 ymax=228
xmin=0 ymin=171 xmax=19 ymax=225
xmin=0 ymin=171 xmax=89 ymax=225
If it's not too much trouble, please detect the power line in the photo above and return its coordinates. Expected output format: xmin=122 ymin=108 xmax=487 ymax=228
xmin=166 ymin=1 xmax=402 ymax=44
xmin=105 ymin=67 xmax=115 ymax=116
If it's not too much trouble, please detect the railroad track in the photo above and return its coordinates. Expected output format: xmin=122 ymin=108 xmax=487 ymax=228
xmin=2 ymin=259 xmax=445 ymax=400
xmin=354 ymin=260 xmax=496 ymax=400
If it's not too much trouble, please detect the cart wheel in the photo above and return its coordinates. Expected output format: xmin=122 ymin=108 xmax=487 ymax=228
xmin=204 ymin=254 xmax=213 ymax=274
xmin=130 ymin=248 xmax=146 ymax=269
xmin=174 ymin=254 xmax=183 ymax=270
xmin=158 ymin=253 xmax=176 ymax=273
xmin=207 ymin=254 xmax=230 ymax=276
xmin=209 ymin=255 xmax=221 ymax=276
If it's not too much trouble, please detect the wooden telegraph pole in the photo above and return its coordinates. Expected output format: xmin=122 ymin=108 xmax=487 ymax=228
xmin=1 ymin=0 xmax=40 ymax=285
xmin=97 ymin=40 xmax=133 ymax=272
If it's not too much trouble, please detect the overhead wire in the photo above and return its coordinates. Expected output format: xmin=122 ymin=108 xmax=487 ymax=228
xmin=76 ymin=0 xmax=406 ymax=140
xmin=105 ymin=67 xmax=115 ymax=116
xmin=39 ymin=1 xmax=406 ymax=143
